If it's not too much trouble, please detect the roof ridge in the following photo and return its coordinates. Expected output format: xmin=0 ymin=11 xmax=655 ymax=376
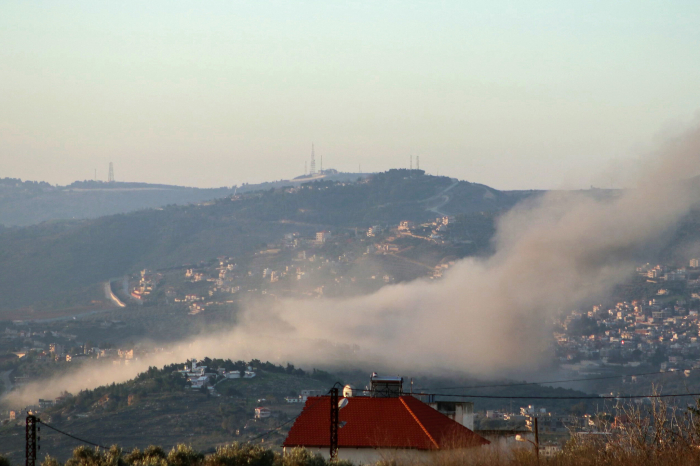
xmin=399 ymin=397 xmax=439 ymax=449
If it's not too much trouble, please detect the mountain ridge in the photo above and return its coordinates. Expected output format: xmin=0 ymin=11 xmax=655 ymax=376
xmin=0 ymin=170 xmax=527 ymax=314
xmin=0 ymin=171 xmax=367 ymax=227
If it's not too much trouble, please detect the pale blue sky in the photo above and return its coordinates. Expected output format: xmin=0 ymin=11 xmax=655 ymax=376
xmin=1 ymin=1 xmax=699 ymax=189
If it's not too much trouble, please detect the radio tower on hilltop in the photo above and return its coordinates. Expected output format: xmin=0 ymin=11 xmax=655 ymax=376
xmin=108 ymin=162 xmax=115 ymax=183
xmin=310 ymin=144 xmax=316 ymax=175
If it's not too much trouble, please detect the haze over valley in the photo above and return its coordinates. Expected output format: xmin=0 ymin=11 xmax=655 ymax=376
xmin=3 ymin=2 xmax=700 ymax=464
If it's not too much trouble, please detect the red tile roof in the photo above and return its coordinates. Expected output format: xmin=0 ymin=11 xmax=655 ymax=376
xmin=284 ymin=396 xmax=489 ymax=450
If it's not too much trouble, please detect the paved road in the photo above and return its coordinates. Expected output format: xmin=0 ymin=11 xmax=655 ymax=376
xmin=104 ymin=280 xmax=126 ymax=308
xmin=426 ymin=179 xmax=459 ymax=216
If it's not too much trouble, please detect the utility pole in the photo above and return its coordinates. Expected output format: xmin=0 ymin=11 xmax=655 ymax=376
xmin=534 ymin=416 xmax=540 ymax=465
xmin=26 ymin=414 xmax=38 ymax=466
xmin=330 ymin=387 xmax=339 ymax=461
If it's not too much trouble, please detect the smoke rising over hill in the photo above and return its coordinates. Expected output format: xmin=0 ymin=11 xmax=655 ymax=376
xmin=5 ymin=123 xmax=700 ymax=407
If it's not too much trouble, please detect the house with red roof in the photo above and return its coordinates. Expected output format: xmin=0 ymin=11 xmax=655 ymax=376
xmin=283 ymin=395 xmax=489 ymax=464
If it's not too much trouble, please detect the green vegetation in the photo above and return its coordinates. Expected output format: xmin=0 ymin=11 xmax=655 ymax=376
xmin=24 ymin=434 xmax=700 ymax=466
xmin=0 ymin=360 xmax=342 ymax=463
xmin=45 ymin=360 xmax=332 ymax=417
xmin=0 ymin=170 xmax=526 ymax=313
xmin=34 ymin=444 xmax=351 ymax=466
xmin=49 ymin=364 xmax=188 ymax=415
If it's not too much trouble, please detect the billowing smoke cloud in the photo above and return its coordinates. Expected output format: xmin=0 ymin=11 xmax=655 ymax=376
xmin=5 ymin=123 xmax=700 ymax=407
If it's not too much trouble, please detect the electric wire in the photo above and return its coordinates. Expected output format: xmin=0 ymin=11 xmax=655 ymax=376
xmin=38 ymin=420 xmax=110 ymax=449
xmin=245 ymin=415 xmax=300 ymax=443
xmin=406 ymin=391 xmax=700 ymax=400
xmin=246 ymin=386 xmax=339 ymax=443
xmin=353 ymin=384 xmax=700 ymax=400
xmin=414 ymin=370 xmax=680 ymax=391
xmin=34 ymin=378 xmax=700 ymax=449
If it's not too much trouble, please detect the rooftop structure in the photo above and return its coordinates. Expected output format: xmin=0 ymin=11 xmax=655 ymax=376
xmin=370 ymin=373 xmax=403 ymax=397
xmin=284 ymin=395 xmax=488 ymax=463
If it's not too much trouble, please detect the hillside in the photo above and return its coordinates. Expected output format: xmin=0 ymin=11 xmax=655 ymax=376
xmin=0 ymin=360 xmax=336 ymax=463
xmin=0 ymin=178 xmax=233 ymax=227
xmin=0 ymin=172 xmax=366 ymax=227
xmin=0 ymin=359 xmax=596 ymax=464
xmin=0 ymin=170 xmax=528 ymax=314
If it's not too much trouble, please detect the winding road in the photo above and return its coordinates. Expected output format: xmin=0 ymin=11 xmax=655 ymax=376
xmin=426 ymin=179 xmax=459 ymax=216
xmin=104 ymin=280 xmax=126 ymax=308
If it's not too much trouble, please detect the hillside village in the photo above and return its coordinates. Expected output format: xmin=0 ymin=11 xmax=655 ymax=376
xmin=7 ymin=250 xmax=700 ymax=443
xmin=556 ymin=260 xmax=700 ymax=375
xmin=4 ymin=173 xmax=700 ymax=463
xmin=120 ymin=214 xmax=471 ymax=315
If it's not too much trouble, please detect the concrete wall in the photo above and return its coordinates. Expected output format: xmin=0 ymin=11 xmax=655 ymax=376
xmin=428 ymin=401 xmax=475 ymax=431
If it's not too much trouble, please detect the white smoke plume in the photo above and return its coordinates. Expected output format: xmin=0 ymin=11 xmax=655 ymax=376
xmin=5 ymin=123 xmax=700 ymax=407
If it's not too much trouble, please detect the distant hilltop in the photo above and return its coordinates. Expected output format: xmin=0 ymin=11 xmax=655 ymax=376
xmin=0 ymin=171 xmax=370 ymax=227
xmin=293 ymin=168 xmax=340 ymax=180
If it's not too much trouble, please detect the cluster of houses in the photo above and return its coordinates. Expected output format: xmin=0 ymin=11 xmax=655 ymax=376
xmin=284 ymin=389 xmax=325 ymax=404
xmin=176 ymin=359 xmax=256 ymax=393
xmin=556 ymin=261 xmax=700 ymax=373
xmin=129 ymin=269 xmax=161 ymax=300
xmin=3 ymin=334 xmax=146 ymax=367
xmin=132 ymin=215 xmax=467 ymax=315
xmin=395 ymin=216 xmax=455 ymax=241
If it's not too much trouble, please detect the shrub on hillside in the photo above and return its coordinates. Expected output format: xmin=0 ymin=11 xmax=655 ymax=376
xmin=203 ymin=443 xmax=274 ymax=466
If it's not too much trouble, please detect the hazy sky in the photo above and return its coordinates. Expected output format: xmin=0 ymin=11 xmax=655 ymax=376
xmin=2 ymin=1 xmax=699 ymax=190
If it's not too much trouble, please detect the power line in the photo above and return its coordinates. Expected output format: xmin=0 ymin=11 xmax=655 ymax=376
xmin=246 ymin=415 xmax=298 ymax=443
xmin=38 ymin=420 xmax=109 ymax=449
xmin=246 ymin=386 xmax=339 ymax=443
xmin=406 ymin=391 xmax=700 ymax=400
xmin=415 ymin=370 xmax=679 ymax=391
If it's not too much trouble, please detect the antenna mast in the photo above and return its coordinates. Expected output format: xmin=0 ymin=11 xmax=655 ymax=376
xmin=416 ymin=156 xmax=420 ymax=170
xmin=108 ymin=162 xmax=115 ymax=183
xmin=310 ymin=144 xmax=316 ymax=175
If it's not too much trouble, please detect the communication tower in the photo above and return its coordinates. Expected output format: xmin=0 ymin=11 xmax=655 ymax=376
xmin=108 ymin=162 xmax=115 ymax=183
xmin=310 ymin=144 xmax=316 ymax=175
xmin=416 ymin=156 xmax=420 ymax=170
xmin=410 ymin=155 xmax=413 ymax=170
